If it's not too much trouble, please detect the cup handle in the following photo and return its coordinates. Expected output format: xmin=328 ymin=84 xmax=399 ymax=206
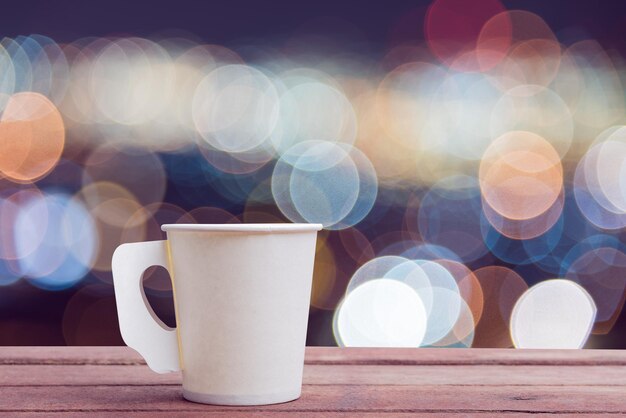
xmin=112 ymin=240 xmax=181 ymax=373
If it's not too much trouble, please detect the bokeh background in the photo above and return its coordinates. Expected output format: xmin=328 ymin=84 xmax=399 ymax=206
xmin=0 ymin=0 xmax=625 ymax=348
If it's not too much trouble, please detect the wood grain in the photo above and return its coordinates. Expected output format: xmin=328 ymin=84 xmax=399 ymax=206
xmin=3 ymin=346 xmax=626 ymax=365
xmin=1 ymin=364 xmax=626 ymax=386
xmin=0 ymin=347 xmax=624 ymax=415
xmin=2 ymin=385 xmax=625 ymax=414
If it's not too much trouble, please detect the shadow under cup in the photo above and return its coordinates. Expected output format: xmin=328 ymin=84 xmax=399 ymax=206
xmin=112 ymin=223 xmax=322 ymax=405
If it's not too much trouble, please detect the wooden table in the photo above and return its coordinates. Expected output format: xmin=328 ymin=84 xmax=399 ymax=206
xmin=1 ymin=347 xmax=625 ymax=416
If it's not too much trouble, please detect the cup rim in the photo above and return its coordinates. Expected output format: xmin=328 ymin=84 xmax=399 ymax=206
xmin=161 ymin=223 xmax=323 ymax=233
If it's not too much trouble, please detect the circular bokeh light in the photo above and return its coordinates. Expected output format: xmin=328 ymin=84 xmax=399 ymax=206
xmin=192 ymin=64 xmax=280 ymax=154
xmin=479 ymin=130 xmax=563 ymax=221
xmin=334 ymin=279 xmax=427 ymax=347
xmin=511 ymin=279 xmax=596 ymax=349
xmin=0 ymin=92 xmax=64 ymax=182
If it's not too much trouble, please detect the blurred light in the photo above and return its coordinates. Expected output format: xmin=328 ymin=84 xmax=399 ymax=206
xmin=574 ymin=141 xmax=626 ymax=230
xmin=420 ymin=286 xmax=462 ymax=346
xmin=0 ymin=193 xmax=22 ymax=286
xmin=0 ymin=193 xmax=22 ymax=263
xmin=14 ymin=191 xmax=97 ymax=290
xmin=481 ymin=188 xmax=564 ymax=240
xmin=30 ymin=35 xmax=70 ymax=106
xmin=586 ymin=127 xmax=626 ymax=212
xmin=330 ymin=145 xmax=378 ymax=229
xmin=418 ymin=175 xmax=488 ymax=262
xmin=486 ymin=10 xmax=561 ymax=89
xmin=490 ymin=85 xmax=573 ymax=158
xmin=565 ymin=245 xmax=626 ymax=334
xmin=0 ymin=44 xmax=16 ymax=111
xmin=425 ymin=0 xmax=509 ymax=71
xmin=479 ymin=130 xmax=563 ymax=221
xmin=564 ymin=41 xmax=625 ymax=138
xmin=0 ymin=258 xmax=19 ymax=286
xmin=199 ymin=144 xmax=274 ymax=175
xmin=76 ymin=181 xmax=147 ymax=274
xmin=272 ymin=140 xmax=376 ymax=229
xmin=400 ymin=243 xmax=462 ymax=263
xmin=430 ymin=298 xmax=475 ymax=348
xmin=334 ymin=279 xmax=427 ymax=347
xmin=345 ymin=255 xmax=463 ymax=347
xmin=0 ymin=92 xmax=65 ymax=182
xmin=511 ymin=279 xmax=596 ymax=348
xmin=193 ymin=64 xmax=279 ymax=154
xmin=424 ymin=73 xmax=503 ymax=160
xmin=2 ymin=38 xmax=32 ymax=92
xmin=90 ymin=38 xmax=175 ymax=126
xmin=533 ymin=190 xmax=597 ymax=275
xmin=376 ymin=61 xmax=447 ymax=150
xmin=437 ymin=259 xmax=484 ymax=326
xmin=271 ymin=77 xmax=357 ymax=154
xmin=82 ymin=144 xmax=166 ymax=210
xmin=346 ymin=255 xmax=408 ymax=293
xmin=481 ymin=195 xmax=565 ymax=267
xmin=0 ymin=188 xmax=47 ymax=260
xmin=384 ymin=259 xmax=434 ymax=312
xmin=0 ymin=13 xmax=625 ymax=348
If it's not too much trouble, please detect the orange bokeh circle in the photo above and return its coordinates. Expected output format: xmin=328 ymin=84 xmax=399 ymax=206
xmin=0 ymin=92 xmax=65 ymax=182
xmin=479 ymin=131 xmax=563 ymax=221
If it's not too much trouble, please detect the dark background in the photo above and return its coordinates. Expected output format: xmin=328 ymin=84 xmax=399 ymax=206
xmin=1 ymin=1 xmax=626 ymax=53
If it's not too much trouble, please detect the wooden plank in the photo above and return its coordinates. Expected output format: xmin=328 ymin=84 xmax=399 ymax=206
xmin=6 ymin=414 xmax=620 ymax=418
xmin=1 ymin=385 xmax=625 ymax=413
xmin=2 ymin=347 xmax=626 ymax=366
xmin=0 ymin=347 xmax=145 ymax=365
xmin=2 ymin=347 xmax=625 ymax=415
xmin=304 ymin=347 xmax=626 ymax=366
xmin=1 ymin=364 xmax=626 ymax=386
xmin=307 ymin=364 xmax=622 ymax=386
xmin=12 ymin=414 xmax=613 ymax=417
xmin=0 ymin=365 xmax=180 ymax=386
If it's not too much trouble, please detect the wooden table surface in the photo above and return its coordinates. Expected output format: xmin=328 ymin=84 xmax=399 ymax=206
xmin=1 ymin=347 xmax=625 ymax=416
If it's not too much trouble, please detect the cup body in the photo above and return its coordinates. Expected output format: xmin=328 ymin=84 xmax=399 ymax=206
xmin=163 ymin=224 xmax=319 ymax=405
